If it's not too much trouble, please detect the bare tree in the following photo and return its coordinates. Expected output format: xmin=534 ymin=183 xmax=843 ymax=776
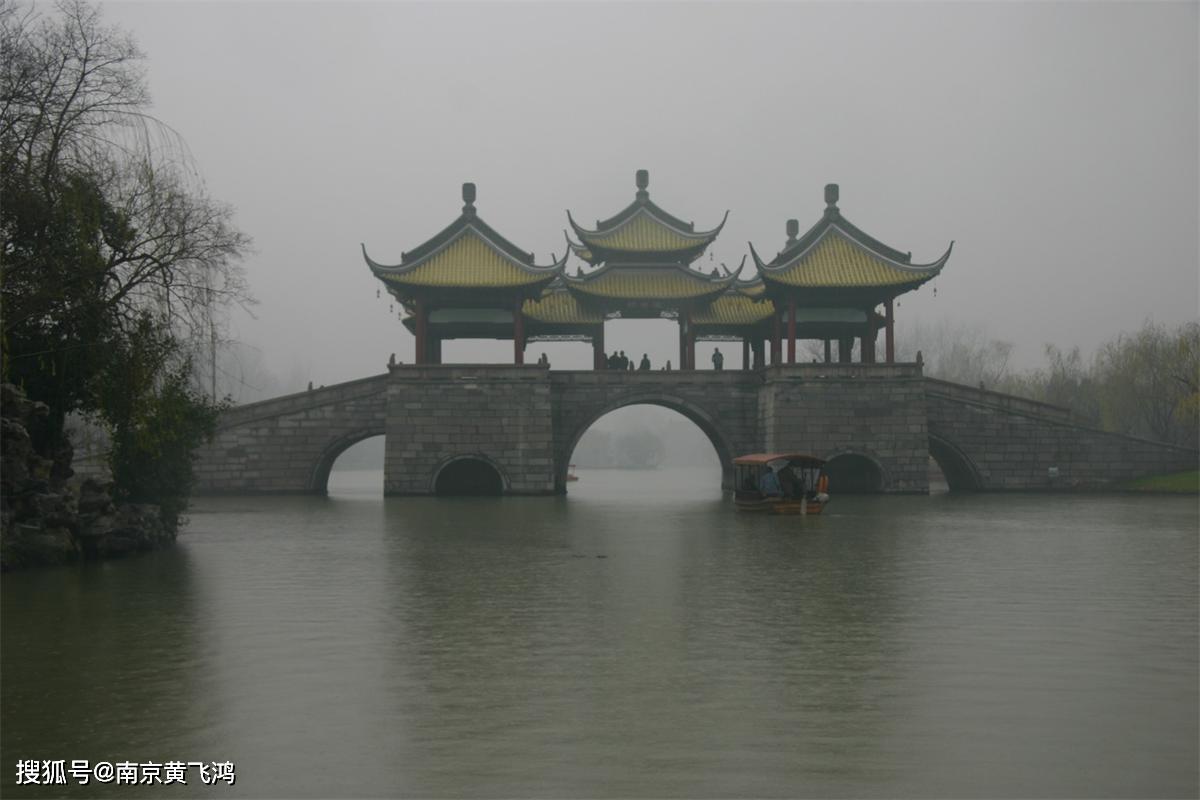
xmin=1 ymin=0 xmax=250 ymax=428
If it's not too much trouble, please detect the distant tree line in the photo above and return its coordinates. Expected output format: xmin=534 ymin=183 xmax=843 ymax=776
xmin=1 ymin=0 xmax=250 ymax=528
xmin=573 ymin=426 xmax=666 ymax=469
xmin=900 ymin=319 xmax=1199 ymax=448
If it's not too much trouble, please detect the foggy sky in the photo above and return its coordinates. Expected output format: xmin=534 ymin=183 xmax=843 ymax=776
xmin=103 ymin=1 xmax=1199 ymax=391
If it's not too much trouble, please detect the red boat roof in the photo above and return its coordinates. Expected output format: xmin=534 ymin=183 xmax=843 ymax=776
xmin=733 ymin=453 xmax=826 ymax=466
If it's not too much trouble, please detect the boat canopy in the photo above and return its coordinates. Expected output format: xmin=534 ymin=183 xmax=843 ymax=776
xmin=733 ymin=453 xmax=826 ymax=467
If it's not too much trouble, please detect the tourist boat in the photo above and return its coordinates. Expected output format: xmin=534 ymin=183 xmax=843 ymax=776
xmin=566 ymin=464 xmax=579 ymax=482
xmin=732 ymin=453 xmax=830 ymax=514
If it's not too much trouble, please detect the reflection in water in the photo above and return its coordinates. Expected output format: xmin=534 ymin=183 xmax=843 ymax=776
xmin=1 ymin=549 xmax=208 ymax=798
xmin=2 ymin=468 xmax=1197 ymax=798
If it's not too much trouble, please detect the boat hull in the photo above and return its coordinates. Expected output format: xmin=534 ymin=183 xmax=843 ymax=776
xmin=735 ymin=497 xmax=826 ymax=515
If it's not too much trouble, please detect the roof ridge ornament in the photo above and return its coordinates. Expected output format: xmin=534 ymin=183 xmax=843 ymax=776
xmin=786 ymin=218 xmax=799 ymax=245
xmin=824 ymin=183 xmax=839 ymax=218
xmin=635 ymin=169 xmax=649 ymax=201
xmin=462 ymin=182 xmax=477 ymax=217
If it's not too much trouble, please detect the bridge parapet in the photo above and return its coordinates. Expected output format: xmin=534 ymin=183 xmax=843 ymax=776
xmin=764 ymin=362 xmax=924 ymax=382
xmin=215 ymin=374 xmax=390 ymax=430
xmin=924 ymin=377 xmax=1073 ymax=423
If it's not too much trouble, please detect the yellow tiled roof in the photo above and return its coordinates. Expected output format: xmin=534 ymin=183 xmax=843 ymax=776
xmin=570 ymin=269 xmax=727 ymax=300
xmin=578 ymin=211 xmax=707 ymax=253
xmin=692 ymin=295 xmax=776 ymax=326
xmin=737 ymin=282 xmax=767 ymax=297
xmin=381 ymin=231 xmax=554 ymax=288
xmin=522 ymin=291 xmax=604 ymax=324
xmin=770 ymin=231 xmax=937 ymax=287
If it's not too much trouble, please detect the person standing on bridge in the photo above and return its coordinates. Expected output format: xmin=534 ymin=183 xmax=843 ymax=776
xmin=712 ymin=347 xmax=724 ymax=371
xmin=608 ymin=351 xmax=619 ymax=369
xmin=639 ymin=354 xmax=650 ymax=371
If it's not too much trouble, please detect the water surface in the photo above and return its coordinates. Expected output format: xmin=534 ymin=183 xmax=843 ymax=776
xmin=3 ymin=468 xmax=1197 ymax=797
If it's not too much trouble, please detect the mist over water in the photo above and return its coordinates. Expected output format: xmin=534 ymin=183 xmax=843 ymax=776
xmin=3 ymin=468 xmax=1196 ymax=798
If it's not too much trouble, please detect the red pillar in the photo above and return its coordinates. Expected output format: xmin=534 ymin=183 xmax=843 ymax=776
xmin=862 ymin=324 xmax=875 ymax=363
xmin=885 ymin=298 xmax=895 ymax=363
xmin=513 ymin=302 xmax=524 ymax=365
xmin=787 ymin=298 xmax=797 ymax=364
xmin=414 ymin=300 xmax=428 ymax=365
xmin=742 ymin=338 xmax=750 ymax=370
xmin=823 ymin=339 xmax=832 ymax=364
xmin=771 ymin=312 xmax=782 ymax=365
xmin=593 ymin=325 xmax=605 ymax=370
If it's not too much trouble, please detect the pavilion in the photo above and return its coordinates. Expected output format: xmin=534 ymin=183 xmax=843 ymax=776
xmin=363 ymin=172 xmax=952 ymax=368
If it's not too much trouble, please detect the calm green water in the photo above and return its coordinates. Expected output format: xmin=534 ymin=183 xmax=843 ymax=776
xmin=3 ymin=468 xmax=1197 ymax=798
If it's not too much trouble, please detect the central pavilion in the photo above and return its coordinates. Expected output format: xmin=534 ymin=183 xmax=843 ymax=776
xmin=363 ymin=171 xmax=952 ymax=369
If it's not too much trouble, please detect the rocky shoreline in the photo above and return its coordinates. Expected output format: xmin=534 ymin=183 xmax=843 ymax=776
xmin=1 ymin=384 xmax=173 ymax=570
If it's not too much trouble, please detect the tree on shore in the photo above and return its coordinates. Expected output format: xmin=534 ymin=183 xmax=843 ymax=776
xmin=901 ymin=318 xmax=1198 ymax=448
xmin=1 ymin=0 xmax=250 ymax=529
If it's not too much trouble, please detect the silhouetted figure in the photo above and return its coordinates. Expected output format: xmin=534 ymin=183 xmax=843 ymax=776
xmin=779 ymin=467 xmax=798 ymax=498
xmin=916 ymin=350 xmax=924 ymax=366
xmin=388 ymin=353 xmax=396 ymax=368
xmin=665 ymin=360 xmax=672 ymax=371
xmin=307 ymin=381 xmax=313 ymax=391
xmin=538 ymin=352 xmax=550 ymax=368
xmin=639 ymin=354 xmax=651 ymax=371
xmin=618 ymin=350 xmax=628 ymax=370
xmin=608 ymin=351 xmax=620 ymax=369
xmin=712 ymin=347 xmax=724 ymax=371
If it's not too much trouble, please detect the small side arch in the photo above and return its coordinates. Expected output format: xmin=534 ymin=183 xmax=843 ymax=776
xmin=823 ymin=449 xmax=887 ymax=494
xmin=560 ymin=392 xmax=737 ymax=490
xmin=928 ymin=433 xmax=984 ymax=492
xmin=308 ymin=428 xmax=385 ymax=494
xmin=430 ymin=453 xmax=510 ymax=496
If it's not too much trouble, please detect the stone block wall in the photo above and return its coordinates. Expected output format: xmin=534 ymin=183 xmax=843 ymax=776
xmin=194 ymin=375 xmax=388 ymax=494
xmin=926 ymin=392 xmax=1198 ymax=490
xmin=760 ymin=364 xmax=930 ymax=493
xmin=384 ymin=365 xmax=556 ymax=495
xmin=195 ymin=364 xmax=1196 ymax=497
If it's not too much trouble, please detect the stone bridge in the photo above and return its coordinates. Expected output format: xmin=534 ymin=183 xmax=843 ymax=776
xmin=193 ymin=364 xmax=1197 ymax=495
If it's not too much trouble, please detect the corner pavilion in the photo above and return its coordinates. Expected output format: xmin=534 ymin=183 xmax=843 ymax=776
xmin=363 ymin=172 xmax=952 ymax=369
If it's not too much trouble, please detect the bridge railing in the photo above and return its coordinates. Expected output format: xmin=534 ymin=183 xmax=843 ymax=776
xmin=216 ymin=373 xmax=390 ymax=430
xmin=924 ymin=377 xmax=1073 ymax=422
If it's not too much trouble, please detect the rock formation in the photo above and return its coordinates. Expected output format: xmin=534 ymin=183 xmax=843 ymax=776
xmin=1 ymin=384 xmax=171 ymax=570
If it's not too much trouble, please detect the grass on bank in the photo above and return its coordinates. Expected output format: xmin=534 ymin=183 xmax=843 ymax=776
xmin=1122 ymin=470 xmax=1200 ymax=494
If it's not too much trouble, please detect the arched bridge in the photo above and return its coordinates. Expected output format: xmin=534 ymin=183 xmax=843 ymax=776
xmin=193 ymin=364 xmax=1197 ymax=495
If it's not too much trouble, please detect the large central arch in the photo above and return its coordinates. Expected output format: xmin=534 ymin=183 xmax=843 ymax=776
xmin=558 ymin=392 xmax=738 ymax=490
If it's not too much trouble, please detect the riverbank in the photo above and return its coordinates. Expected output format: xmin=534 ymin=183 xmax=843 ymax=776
xmin=1121 ymin=470 xmax=1199 ymax=494
xmin=0 ymin=384 xmax=173 ymax=570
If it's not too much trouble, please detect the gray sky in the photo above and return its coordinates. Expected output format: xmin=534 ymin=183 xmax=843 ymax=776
xmin=105 ymin=0 xmax=1199 ymax=390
